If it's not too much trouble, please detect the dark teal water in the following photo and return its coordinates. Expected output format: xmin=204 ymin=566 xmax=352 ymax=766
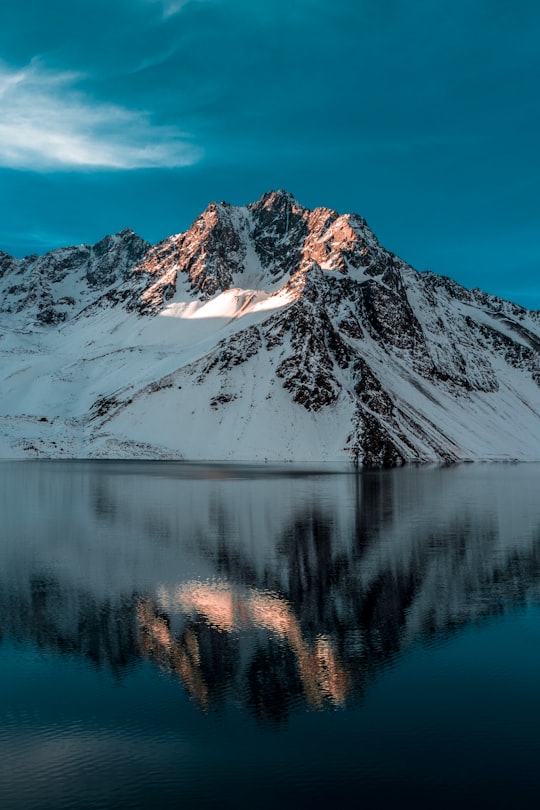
xmin=1 ymin=461 xmax=540 ymax=809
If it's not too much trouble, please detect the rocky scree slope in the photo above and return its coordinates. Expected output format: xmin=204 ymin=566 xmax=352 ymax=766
xmin=0 ymin=190 xmax=538 ymax=464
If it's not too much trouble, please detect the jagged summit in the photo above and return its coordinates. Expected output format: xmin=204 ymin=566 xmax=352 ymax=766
xmin=0 ymin=192 xmax=538 ymax=465
xmin=249 ymin=188 xmax=303 ymax=212
xmin=0 ymin=190 xmax=382 ymax=301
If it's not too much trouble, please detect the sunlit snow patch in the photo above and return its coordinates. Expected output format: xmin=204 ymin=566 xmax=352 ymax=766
xmin=160 ymin=286 xmax=295 ymax=320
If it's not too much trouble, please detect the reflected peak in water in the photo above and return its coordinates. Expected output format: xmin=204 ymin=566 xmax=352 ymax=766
xmin=0 ymin=461 xmax=539 ymax=723
xmin=141 ymin=581 xmax=349 ymax=709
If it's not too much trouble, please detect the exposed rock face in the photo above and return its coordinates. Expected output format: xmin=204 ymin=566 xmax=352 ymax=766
xmin=0 ymin=191 xmax=538 ymax=464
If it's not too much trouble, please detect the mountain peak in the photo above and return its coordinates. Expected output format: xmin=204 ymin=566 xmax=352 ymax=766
xmin=250 ymin=189 xmax=302 ymax=212
xmin=1 ymin=191 xmax=539 ymax=466
xmin=260 ymin=188 xmax=299 ymax=204
xmin=116 ymin=227 xmax=139 ymax=239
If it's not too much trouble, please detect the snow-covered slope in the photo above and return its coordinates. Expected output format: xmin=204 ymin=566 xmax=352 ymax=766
xmin=1 ymin=190 xmax=538 ymax=464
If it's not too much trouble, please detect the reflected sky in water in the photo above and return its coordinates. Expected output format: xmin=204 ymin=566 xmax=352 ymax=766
xmin=1 ymin=461 xmax=540 ymax=808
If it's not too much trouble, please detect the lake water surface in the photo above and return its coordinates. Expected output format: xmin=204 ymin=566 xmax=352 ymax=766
xmin=1 ymin=461 xmax=540 ymax=809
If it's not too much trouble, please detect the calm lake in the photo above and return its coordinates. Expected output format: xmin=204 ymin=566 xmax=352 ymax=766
xmin=1 ymin=460 xmax=540 ymax=809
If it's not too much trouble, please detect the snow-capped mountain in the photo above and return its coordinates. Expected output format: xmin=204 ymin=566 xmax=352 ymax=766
xmin=0 ymin=190 xmax=538 ymax=464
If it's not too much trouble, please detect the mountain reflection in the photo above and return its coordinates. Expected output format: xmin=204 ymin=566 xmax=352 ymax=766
xmin=0 ymin=461 xmax=539 ymax=722
xmin=140 ymin=582 xmax=349 ymax=711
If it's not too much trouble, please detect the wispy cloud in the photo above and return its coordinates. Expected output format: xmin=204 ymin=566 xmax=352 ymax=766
xmin=152 ymin=0 xmax=191 ymax=17
xmin=143 ymin=0 xmax=210 ymax=20
xmin=0 ymin=61 xmax=200 ymax=171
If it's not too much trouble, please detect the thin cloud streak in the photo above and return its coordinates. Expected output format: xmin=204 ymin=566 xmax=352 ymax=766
xmin=143 ymin=0 xmax=211 ymax=20
xmin=0 ymin=62 xmax=200 ymax=171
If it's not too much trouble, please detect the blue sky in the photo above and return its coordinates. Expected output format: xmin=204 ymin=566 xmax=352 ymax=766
xmin=0 ymin=0 xmax=538 ymax=307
